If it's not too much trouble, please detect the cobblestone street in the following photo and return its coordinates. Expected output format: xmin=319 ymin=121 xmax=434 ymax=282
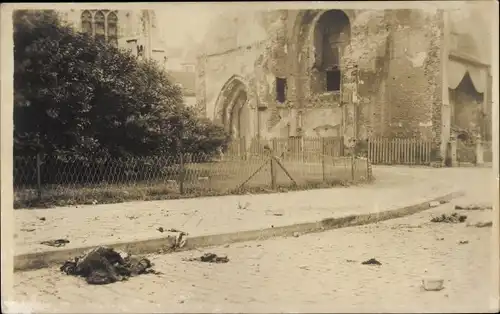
xmin=12 ymin=200 xmax=496 ymax=313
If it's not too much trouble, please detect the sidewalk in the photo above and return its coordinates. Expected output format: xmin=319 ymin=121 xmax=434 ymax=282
xmin=14 ymin=167 xmax=492 ymax=267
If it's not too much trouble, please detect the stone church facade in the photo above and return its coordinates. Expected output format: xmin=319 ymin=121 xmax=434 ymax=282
xmin=59 ymin=9 xmax=168 ymax=66
xmin=58 ymin=9 xmax=198 ymax=109
xmin=196 ymin=7 xmax=492 ymax=163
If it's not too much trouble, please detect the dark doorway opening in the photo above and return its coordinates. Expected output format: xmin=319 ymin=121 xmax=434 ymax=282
xmin=276 ymin=77 xmax=287 ymax=103
xmin=326 ymin=68 xmax=341 ymax=92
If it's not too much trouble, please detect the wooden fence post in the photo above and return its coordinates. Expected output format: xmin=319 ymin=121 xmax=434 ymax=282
xmin=179 ymin=152 xmax=185 ymax=195
xmin=36 ymin=152 xmax=42 ymax=201
xmin=270 ymin=156 xmax=277 ymax=190
xmin=351 ymin=149 xmax=355 ymax=181
xmin=321 ymin=137 xmax=326 ymax=182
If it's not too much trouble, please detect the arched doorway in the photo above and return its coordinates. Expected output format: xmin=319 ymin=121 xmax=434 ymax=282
xmin=214 ymin=76 xmax=251 ymax=140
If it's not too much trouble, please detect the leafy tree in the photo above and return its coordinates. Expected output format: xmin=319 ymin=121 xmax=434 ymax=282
xmin=13 ymin=10 xmax=229 ymax=163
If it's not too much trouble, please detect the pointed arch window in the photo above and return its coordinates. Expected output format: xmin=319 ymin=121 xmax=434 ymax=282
xmin=94 ymin=11 xmax=106 ymax=43
xmin=107 ymin=12 xmax=118 ymax=47
xmin=81 ymin=11 xmax=93 ymax=35
xmin=80 ymin=10 xmax=119 ymax=46
xmin=311 ymin=10 xmax=351 ymax=94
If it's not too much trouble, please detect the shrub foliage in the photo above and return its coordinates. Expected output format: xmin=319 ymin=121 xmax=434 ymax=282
xmin=13 ymin=10 xmax=230 ymax=162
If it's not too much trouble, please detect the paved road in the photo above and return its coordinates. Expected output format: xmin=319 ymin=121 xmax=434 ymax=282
xmin=16 ymin=167 xmax=490 ymax=255
xmin=11 ymin=201 xmax=496 ymax=313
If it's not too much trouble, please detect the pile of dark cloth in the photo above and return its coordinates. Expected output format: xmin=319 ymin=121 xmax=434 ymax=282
xmin=430 ymin=212 xmax=467 ymax=223
xmin=60 ymin=246 xmax=159 ymax=285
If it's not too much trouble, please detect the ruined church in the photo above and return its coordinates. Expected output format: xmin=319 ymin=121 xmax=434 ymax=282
xmin=195 ymin=7 xmax=492 ymax=164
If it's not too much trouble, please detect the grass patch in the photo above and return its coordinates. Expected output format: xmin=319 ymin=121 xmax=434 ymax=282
xmin=14 ymin=158 xmax=373 ymax=209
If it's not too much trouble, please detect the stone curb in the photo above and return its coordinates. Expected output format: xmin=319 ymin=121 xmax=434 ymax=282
xmin=14 ymin=191 xmax=464 ymax=272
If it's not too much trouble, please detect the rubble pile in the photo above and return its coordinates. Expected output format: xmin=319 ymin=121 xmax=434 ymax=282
xmin=430 ymin=213 xmax=467 ymax=223
xmin=60 ymin=246 xmax=160 ymax=285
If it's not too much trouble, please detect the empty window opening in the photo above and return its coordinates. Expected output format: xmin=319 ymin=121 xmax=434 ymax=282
xmin=326 ymin=68 xmax=341 ymax=92
xmin=276 ymin=78 xmax=287 ymax=103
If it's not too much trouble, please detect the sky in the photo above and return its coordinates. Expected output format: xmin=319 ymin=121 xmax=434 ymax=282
xmin=155 ymin=6 xmax=225 ymax=47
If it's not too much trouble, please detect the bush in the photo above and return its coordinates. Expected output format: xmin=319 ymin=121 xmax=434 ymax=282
xmin=13 ymin=10 xmax=229 ymax=162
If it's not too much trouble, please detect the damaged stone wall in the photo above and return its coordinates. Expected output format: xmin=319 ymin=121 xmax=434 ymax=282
xmin=385 ymin=9 xmax=443 ymax=141
xmin=341 ymin=10 xmax=392 ymax=140
xmin=197 ymin=8 xmax=446 ymax=148
xmin=197 ymin=10 xmax=293 ymax=139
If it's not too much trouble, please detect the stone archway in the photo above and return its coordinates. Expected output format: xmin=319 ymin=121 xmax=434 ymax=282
xmin=291 ymin=9 xmax=354 ymax=99
xmin=214 ymin=76 xmax=251 ymax=139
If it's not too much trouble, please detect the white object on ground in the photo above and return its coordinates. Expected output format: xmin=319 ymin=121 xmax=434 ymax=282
xmin=429 ymin=201 xmax=440 ymax=208
xmin=422 ymin=278 xmax=444 ymax=291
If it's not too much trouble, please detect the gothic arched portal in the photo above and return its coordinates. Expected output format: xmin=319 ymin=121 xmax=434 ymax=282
xmin=214 ymin=76 xmax=251 ymax=139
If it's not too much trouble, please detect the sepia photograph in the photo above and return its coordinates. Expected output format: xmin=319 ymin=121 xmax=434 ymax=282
xmin=1 ymin=1 xmax=498 ymax=313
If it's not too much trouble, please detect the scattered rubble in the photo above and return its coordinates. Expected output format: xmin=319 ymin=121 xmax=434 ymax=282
xmin=60 ymin=246 xmax=160 ymax=285
xmin=361 ymin=258 xmax=382 ymax=266
xmin=157 ymin=227 xmax=188 ymax=235
xmin=466 ymin=221 xmax=493 ymax=228
xmin=38 ymin=217 xmax=46 ymax=221
xmin=430 ymin=213 xmax=467 ymax=223
xmin=40 ymin=239 xmax=70 ymax=247
xmin=455 ymin=204 xmax=492 ymax=211
xmin=183 ymin=253 xmax=229 ymax=264
xmin=458 ymin=240 xmax=469 ymax=245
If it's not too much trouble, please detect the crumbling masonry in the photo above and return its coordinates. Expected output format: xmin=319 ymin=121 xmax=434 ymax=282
xmin=196 ymin=8 xmax=492 ymax=164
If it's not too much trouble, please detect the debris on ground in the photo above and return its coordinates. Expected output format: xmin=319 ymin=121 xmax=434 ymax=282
xmin=422 ymin=279 xmax=444 ymax=291
xmin=361 ymin=258 xmax=382 ymax=265
xmin=60 ymin=246 xmax=161 ymax=285
xmin=293 ymin=232 xmax=300 ymax=237
xmin=429 ymin=201 xmax=441 ymax=208
xmin=38 ymin=217 xmax=46 ymax=221
xmin=430 ymin=213 xmax=467 ymax=223
xmin=458 ymin=240 xmax=469 ymax=245
xmin=156 ymin=231 xmax=188 ymax=254
xmin=156 ymin=227 xmax=188 ymax=235
xmin=455 ymin=204 xmax=492 ymax=211
xmin=265 ymin=209 xmax=284 ymax=216
xmin=237 ymin=202 xmax=251 ymax=210
xmin=40 ymin=239 xmax=70 ymax=247
xmin=21 ymin=228 xmax=35 ymax=232
xmin=183 ymin=253 xmax=229 ymax=264
xmin=466 ymin=221 xmax=493 ymax=228
xmin=392 ymin=224 xmax=422 ymax=229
